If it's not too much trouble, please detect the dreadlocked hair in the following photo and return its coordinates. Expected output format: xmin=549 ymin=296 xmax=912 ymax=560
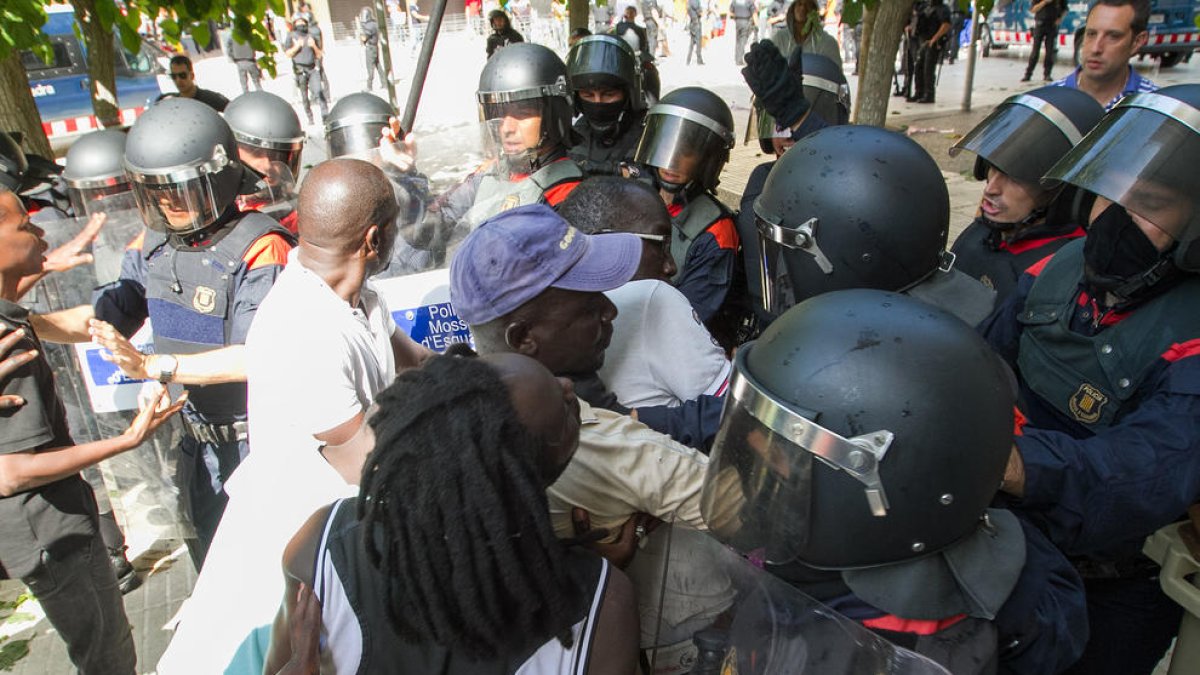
xmin=358 ymin=355 xmax=584 ymax=661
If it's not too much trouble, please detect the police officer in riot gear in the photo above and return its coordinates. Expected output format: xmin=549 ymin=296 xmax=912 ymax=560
xmin=730 ymin=0 xmax=757 ymax=65
xmin=325 ymin=91 xmax=396 ymax=160
xmin=740 ymin=50 xmax=848 ymax=327
xmin=225 ymin=91 xmax=305 ymax=232
xmin=982 ymin=84 xmax=1200 ymax=675
xmin=31 ymin=99 xmax=294 ymax=569
xmin=358 ymin=6 xmax=385 ymax=91
xmin=701 ymin=288 xmax=1089 ymax=673
xmin=755 ymin=124 xmax=995 ymax=326
xmin=393 ymin=43 xmax=583 ymax=259
xmin=284 ymin=14 xmax=329 ymax=125
xmin=949 ymin=86 xmax=1104 ymax=307
xmin=633 ymin=87 xmax=742 ymax=343
xmin=566 ymin=34 xmax=648 ymax=176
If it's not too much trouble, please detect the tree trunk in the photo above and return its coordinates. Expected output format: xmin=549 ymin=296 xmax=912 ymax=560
xmin=0 ymin=52 xmax=53 ymax=158
xmin=569 ymin=0 xmax=589 ymax=32
xmin=853 ymin=3 xmax=878 ymax=122
xmin=853 ymin=0 xmax=915 ymax=127
xmin=73 ymin=0 xmax=121 ymax=128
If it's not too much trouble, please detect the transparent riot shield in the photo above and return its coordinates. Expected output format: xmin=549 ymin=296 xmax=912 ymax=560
xmin=24 ymin=212 xmax=192 ymax=543
xmin=638 ymin=521 xmax=952 ymax=675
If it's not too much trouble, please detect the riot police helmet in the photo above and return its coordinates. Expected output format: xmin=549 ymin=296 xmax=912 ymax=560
xmin=325 ymin=92 xmax=396 ymax=159
xmin=566 ymin=34 xmax=647 ymax=122
xmin=124 ymin=97 xmax=253 ymax=236
xmin=755 ymin=51 xmax=850 ymax=153
xmin=0 ymin=131 xmax=28 ymax=193
xmin=226 ymin=91 xmax=305 ymax=178
xmin=634 ymin=86 xmax=735 ymax=192
xmin=476 ymin=42 xmax=575 ymax=173
xmin=700 ymin=288 xmax=1015 ymax=569
xmin=754 ymin=125 xmax=949 ymax=314
xmin=62 ymin=129 xmax=136 ymax=218
xmin=1046 ymin=84 xmax=1200 ymax=273
xmin=951 ymin=86 xmax=1104 ymax=185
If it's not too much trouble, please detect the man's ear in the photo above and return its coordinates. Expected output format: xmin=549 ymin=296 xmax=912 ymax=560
xmin=363 ymin=224 xmax=381 ymax=257
xmin=503 ymin=320 xmax=537 ymax=357
xmin=1133 ymin=30 xmax=1149 ymax=51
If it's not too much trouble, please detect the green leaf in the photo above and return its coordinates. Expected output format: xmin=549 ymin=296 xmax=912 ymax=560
xmin=191 ymin=21 xmax=211 ymax=49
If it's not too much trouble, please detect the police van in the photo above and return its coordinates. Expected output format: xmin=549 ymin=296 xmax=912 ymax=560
xmin=24 ymin=5 xmax=164 ymax=151
xmin=984 ymin=0 xmax=1199 ymax=67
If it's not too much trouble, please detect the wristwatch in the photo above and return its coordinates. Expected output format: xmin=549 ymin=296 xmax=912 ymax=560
xmin=154 ymin=354 xmax=179 ymax=384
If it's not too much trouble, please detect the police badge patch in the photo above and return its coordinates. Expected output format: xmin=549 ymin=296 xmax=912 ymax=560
xmin=1068 ymin=383 xmax=1108 ymax=424
xmin=193 ymin=286 xmax=217 ymax=314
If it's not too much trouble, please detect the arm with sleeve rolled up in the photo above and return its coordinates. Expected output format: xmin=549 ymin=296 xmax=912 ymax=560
xmin=1000 ymin=358 xmax=1200 ymax=557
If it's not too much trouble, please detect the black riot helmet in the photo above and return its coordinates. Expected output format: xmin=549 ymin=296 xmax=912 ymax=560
xmin=754 ymin=51 xmax=850 ymax=153
xmin=700 ymin=289 xmax=1015 ymax=569
xmin=124 ymin=97 xmax=253 ymax=236
xmin=325 ymin=92 xmax=396 ymax=159
xmin=951 ymin=86 xmax=1104 ymax=185
xmin=635 ymin=86 xmax=735 ymax=192
xmin=226 ymin=91 xmax=305 ymax=178
xmin=476 ymin=42 xmax=575 ymax=173
xmin=1047 ymin=84 xmax=1200 ymax=273
xmin=0 ymin=131 xmax=28 ymax=193
xmin=754 ymin=125 xmax=949 ymax=315
xmin=62 ymin=129 xmax=136 ymax=218
xmin=567 ymin=34 xmax=647 ymax=122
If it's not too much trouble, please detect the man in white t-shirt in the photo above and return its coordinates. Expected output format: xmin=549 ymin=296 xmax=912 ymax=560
xmin=558 ymin=176 xmax=730 ymax=425
xmin=157 ymin=159 xmax=429 ymax=674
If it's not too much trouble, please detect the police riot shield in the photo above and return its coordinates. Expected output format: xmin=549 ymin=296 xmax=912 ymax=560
xmin=24 ymin=212 xmax=192 ymax=542
xmin=637 ymin=521 xmax=953 ymax=675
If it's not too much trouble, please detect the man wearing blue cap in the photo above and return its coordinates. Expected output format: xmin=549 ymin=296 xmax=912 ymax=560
xmin=449 ymin=204 xmax=712 ymax=544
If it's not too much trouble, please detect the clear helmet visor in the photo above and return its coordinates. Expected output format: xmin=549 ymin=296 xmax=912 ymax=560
xmin=1046 ymin=97 xmax=1200 ymax=251
xmin=236 ymin=161 xmax=298 ymax=219
xmin=634 ymin=113 xmax=729 ymax=185
xmin=327 ymin=121 xmax=389 ymax=159
xmin=237 ymin=142 xmax=303 ymax=181
xmin=478 ymin=98 xmax=547 ymax=168
xmin=950 ymin=99 xmax=1076 ymax=184
xmin=130 ymin=173 xmax=225 ymax=235
xmin=67 ymin=183 xmax=137 ymax=220
xmin=702 ymin=353 xmax=895 ymax=567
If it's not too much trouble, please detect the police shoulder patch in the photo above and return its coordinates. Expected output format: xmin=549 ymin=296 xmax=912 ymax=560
xmin=1068 ymin=383 xmax=1108 ymax=424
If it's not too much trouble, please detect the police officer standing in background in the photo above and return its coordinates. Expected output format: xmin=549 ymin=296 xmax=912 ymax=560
xmin=948 ymin=86 xmax=1104 ymax=307
xmin=1023 ymin=0 xmax=1068 ymax=81
xmin=31 ymin=99 xmax=294 ymax=569
xmin=284 ymin=14 xmax=329 ymax=125
xmin=223 ymin=29 xmax=262 ymax=94
xmin=358 ymin=6 xmax=385 ymax=91
xmin=910 ymin=0 xmax=951 ymax=103
xmin=730 ymin=0 xmax=756 ymax=65
xmin=686 ymin=0 xmax=705 ymax=65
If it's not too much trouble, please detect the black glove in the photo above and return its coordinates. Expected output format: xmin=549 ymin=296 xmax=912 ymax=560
xmin=741 ymin=41 xmax=810 ymax=129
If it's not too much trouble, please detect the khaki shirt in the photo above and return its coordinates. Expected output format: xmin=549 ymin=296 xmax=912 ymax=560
xmin=548 ymin=400 xmax=709 ymax=540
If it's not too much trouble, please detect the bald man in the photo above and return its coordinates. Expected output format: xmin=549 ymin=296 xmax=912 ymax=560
xmin=156 ymin=158 xmax=430 ymax=675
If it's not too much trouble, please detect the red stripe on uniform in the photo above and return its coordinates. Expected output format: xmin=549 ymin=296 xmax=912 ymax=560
xmin=999 ymin=228 xmax=1084 ymax=256
xmin=1163 ymin=339 xmax=1200 ymax=363
xmin=863 ymin=613 xmax=966 ymax=636
xmin=1024 ymin=254 xmax=1056 ymax=277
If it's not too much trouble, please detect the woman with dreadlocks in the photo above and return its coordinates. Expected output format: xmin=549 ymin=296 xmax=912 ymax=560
xmin=264 ymin=353 xmax=640 ymax=674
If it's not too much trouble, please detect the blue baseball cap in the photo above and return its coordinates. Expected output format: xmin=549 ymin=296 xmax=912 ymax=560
xmin=450 ymin=204 xmax=642 ymax=325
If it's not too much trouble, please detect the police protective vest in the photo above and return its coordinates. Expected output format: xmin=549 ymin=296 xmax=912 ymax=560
xmin=730 ymin=0 xmax=754 ymax=21
xmin=669 ymin=192 xmax=728 ymax=284
xmin=1017 ymin=239 xmax=1200 ymax=428
xmin=569 ymin=112 xmax=645 ymax=177
xmin=463 ymin=159 xmax=583 ymax=228
xmin=142 ymin=211 xmax=291 ymax=419
xmin=950 ymin=218 xmax=1084 ymax=308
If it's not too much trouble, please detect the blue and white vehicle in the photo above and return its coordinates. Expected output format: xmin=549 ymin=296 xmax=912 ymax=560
xmin=23 ymin=5 xmax=164 ymax=151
